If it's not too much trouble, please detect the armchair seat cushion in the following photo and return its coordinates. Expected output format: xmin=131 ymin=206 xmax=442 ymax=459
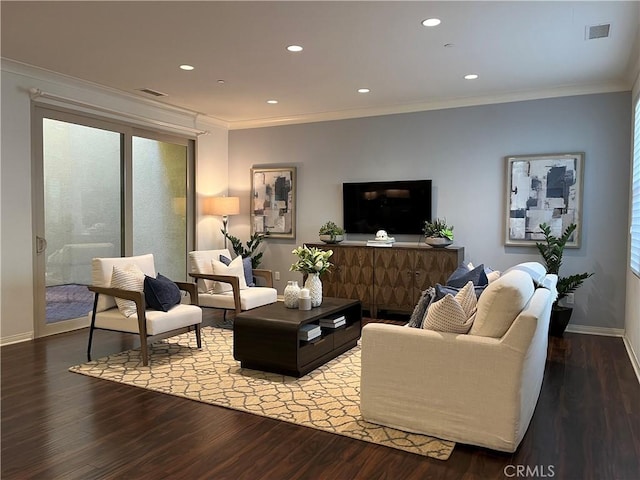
xmin=89 ymin=304 xmax=202 ymax=335
xmin=198 ymin=286 xmax=277 ymax=310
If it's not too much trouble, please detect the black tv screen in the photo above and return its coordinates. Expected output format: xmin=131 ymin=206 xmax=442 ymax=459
xmin=343 ymin=180 xmax=432 ymax=235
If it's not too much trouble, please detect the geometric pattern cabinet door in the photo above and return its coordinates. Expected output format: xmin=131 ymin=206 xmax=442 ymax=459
xmin=372 ymin=248 xmax=415 ymax=315
xmin=309 ymin=244 xmax=374 ymax=313
xmin=308 ymin=243 xmax=463 ymax=318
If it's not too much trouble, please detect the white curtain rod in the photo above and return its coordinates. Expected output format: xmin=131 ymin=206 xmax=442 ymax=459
xmin=29 ymin=88 xmax=210 ymax=136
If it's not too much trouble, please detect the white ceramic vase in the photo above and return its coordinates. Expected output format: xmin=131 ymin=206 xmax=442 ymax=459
xmin=304 ymin=273 xmax=323 ymax=307
xmin=283 ymin=280 xmax=301 ymax=308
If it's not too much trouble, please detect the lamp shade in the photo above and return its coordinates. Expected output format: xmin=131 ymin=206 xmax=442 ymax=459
xmin=203 ymin=196 xmax=240 ymax=216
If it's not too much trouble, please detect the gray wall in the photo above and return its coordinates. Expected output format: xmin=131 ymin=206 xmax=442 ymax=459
xmin=229 ymin=92 xmax=631 ymax=330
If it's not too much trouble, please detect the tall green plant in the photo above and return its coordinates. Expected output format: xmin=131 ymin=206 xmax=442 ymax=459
xmin=535 ymin=223 xmax=593 ymax=304
xmin=222 ymin=231 xmax=265 ymax=268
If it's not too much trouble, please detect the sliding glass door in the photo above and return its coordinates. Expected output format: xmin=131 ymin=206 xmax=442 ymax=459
xmin=33 ymin=106 xmax=194 ymax=337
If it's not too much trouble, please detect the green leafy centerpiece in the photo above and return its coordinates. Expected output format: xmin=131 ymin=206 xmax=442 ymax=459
xmin=318 ymin=221 xmax=345 ymax=244
xmin=290 ymin=245 xmax=333 ymax=307
xmin=423 ymin=218 xmax=454 ymax=248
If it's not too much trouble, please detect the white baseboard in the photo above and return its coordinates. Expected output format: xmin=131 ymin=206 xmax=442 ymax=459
xmin=565 ymin=324 xmax=639 ymax=384
xmin=1 ymin=332 xmax=34 ymax=346
xmin=565 ymin=324 xmax=625 ymax=337
xmin=623 ymin=336 xmax=640 ymax=384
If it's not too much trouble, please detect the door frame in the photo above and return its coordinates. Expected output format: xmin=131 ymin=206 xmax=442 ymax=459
xmin=31 ymin=104 xmax=196 ymax=338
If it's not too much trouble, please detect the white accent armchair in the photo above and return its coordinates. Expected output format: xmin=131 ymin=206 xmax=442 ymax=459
xmin=188 ymin=249 xmax=278 ymax=318
xmin=88 ymin=254 xmax=202 ymax=366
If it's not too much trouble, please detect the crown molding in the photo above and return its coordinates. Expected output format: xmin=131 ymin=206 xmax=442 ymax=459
xmin=1 ymin=58 xmax=229 ymax=130
xmin=228 ymin=81 xmax=631 ymax=130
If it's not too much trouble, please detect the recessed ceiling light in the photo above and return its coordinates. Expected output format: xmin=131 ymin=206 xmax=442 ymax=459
xmin=267 ymin=99 xmax=279 ymax=104
xmin=444 ymin=43 xmax=454 ymax=48
xmin=217 ymin=79 xmax=225 ymax=85
xmin=179 ymin=64 xmax=195 ymax=71
xmin=358 ymin=88 xmax=371 ymax=94
xmin=422 ymin=18 xmax=441 ymax=27
xmin=464 ymin=74 xmax=479 ymax=80
xmin=287 ymin=45 xmax=303 ymax=52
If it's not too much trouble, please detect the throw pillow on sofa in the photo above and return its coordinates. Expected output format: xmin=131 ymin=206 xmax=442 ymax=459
xmin=423 ymin=281 xmax=477 ymax=333
xmin=435 ymin=283 xmax=487 ymax=300
xmin=469 ymin=270 xmax=535 ymax=338
xmin=447 ymin=263 xmax=489 ymax=288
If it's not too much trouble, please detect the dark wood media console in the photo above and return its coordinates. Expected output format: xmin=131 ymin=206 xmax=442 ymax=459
xmin=234 ymin=298 xmax=362 ymax=377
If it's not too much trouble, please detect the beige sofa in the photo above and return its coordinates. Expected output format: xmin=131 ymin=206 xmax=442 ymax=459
xmin=360 ymin=265 xmax=557 ymax=452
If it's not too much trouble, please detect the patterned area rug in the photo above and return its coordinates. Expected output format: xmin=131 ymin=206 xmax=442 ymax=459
xmin=69 ymin=327 xmax=454 ymax=460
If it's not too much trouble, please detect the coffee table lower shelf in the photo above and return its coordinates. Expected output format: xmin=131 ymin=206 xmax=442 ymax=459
xmin=234 ymin=298 xmax=362 ymax=377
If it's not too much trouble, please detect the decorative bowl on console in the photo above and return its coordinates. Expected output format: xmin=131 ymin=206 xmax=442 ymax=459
xmin=424 ymin=237 xmax=453 ymax=248
xmin=423 ymin=218 xmax=454 ymax=248
xmin=318 ymin=221 xmax=345 ymax=244
xmin=319 ymin=234 xmax=344 ymax=244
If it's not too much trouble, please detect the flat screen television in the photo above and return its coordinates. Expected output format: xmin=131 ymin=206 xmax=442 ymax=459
xmin=343 ymin=180 xmax=432 ymax=235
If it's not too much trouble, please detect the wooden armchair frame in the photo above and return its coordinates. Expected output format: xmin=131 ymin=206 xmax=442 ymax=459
xmin=87 ymin=281 xmax=202 ymax=366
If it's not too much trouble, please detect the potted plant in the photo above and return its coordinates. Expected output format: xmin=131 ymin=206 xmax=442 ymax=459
xmin=222 ymin=231 xmax=265 ymax=268
xmin=318 ymin=221 xmax=345 ymax=244
xmin=536 ymin=222 xmax=593 ymax=336
xmin=423 ymin=218 xmax=454 ymax=247
xmin=290 ymin=245 xmax=333 ymax=307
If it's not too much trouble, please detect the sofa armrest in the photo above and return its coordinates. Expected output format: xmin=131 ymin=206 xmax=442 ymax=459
xmin=87 ymin=285 xmax=148 ymax=336
xmin=252 ymin=269 xmax=274 ymax=287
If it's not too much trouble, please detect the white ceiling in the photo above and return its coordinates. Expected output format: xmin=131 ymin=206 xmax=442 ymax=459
xmin=2 ymin=1 xmax=639 ymax=129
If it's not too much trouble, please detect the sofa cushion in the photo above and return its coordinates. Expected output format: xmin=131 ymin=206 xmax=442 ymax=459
xmin=211 ymin=255 xmax=248 ymax=293
xmin=423 ymin=281 xmax=476 ymax=333
xmin=144 ymin=273 xmax=182 ymax=312
xmin=92 ymin=254 xmax=156 ymax=312
xmin=503 ymin=262 xmax=546 ymax=286
xmin=469 ymin=270 xmax=535 ymax=338
xmin=447 ymin=263 xmax=489 ymax=288
xmin=220 ymin=255 xmax=255 ymax=287
xmin=111 ymin=264 xmax=145 ymax=317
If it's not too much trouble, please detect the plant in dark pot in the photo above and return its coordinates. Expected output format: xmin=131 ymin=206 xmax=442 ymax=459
xmin=423 ymin=218 xmax=454 ymax=248
xmin=536 ymin=222 xmax=593 ymax=337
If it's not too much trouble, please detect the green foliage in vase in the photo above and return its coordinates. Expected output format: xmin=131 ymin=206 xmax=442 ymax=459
xmin=535 ymin=222 xmax=593 ymax=305
xmin=422 ymin=218 xmax=454 ymax=241
xmin=290 ymin=245 xmax=333 ymax=275
xmin=222 ymin=231 xmax=265 ymax=268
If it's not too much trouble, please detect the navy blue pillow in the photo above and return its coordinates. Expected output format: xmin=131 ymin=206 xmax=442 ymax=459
xmin=144 ymin=273 xmax=181 ymax=312
xmin=435 ymin=283 xmax=487 ymax=301
xmin=446 ymin=264 xmax=489 ymax=288
xmin=220 ymin=255 xmax=255 ymax=287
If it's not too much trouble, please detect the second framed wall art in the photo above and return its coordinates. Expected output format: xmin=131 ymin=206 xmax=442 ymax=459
xmin=505 ymin=152 xmax=584 ymax=247
xmin=250 ymin=167 xmax=296 ymax=238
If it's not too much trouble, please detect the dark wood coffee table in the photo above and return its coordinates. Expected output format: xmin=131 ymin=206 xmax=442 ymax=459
xmin=234 ymin=297 xmax=362 ymax=377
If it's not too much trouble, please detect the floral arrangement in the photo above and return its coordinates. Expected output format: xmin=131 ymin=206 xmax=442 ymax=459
xmin=290 ymin=245 xmax=333 ymax=275
xmin=423 ymin=218 xmax=454 ymax=241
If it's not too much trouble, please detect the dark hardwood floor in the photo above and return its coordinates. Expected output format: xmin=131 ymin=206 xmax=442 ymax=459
xmin=2 ymin=310 xmax=639 ymax=480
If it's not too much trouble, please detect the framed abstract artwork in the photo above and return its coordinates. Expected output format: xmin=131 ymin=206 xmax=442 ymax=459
xmin=250 ymin=167 xmax=296 ymax=238
xmin=505 ymin=152 xmax=584 ymax=247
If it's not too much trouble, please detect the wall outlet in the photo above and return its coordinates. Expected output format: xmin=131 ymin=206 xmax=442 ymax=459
xmin=274 ymin=271 xmax=280 ymax=281
xmin=565 ymin=293 xmax=575 ymax=305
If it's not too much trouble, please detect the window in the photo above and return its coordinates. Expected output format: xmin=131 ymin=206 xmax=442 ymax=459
xmin=631 ymin=97 xmax=640 ymax=276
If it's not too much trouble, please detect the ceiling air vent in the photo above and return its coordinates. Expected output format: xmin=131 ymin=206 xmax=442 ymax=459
xmin=586 ymin=23 xmax=611 ymax=40
xmin=136 ymin=88 xmax=168 ymax=97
